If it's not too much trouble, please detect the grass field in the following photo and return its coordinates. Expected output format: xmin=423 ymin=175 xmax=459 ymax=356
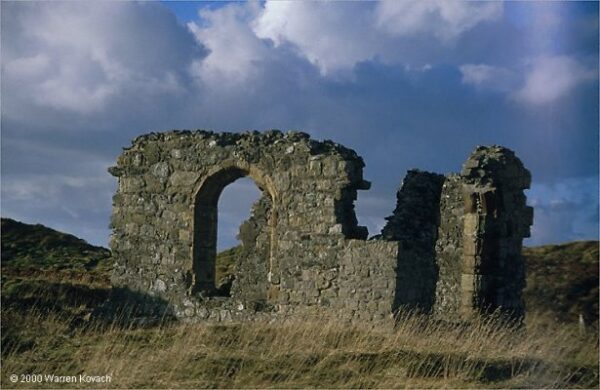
xmin=1 ymin=218 xmax=598 ymax=388
xmin=2 ymin=305 xmax=598 ymax=388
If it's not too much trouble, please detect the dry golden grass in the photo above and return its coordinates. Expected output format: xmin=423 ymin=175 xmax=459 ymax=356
xmin=2 ymin=306 xmax=597 ymax=389
xmin=1 ymin=221 xmax=597 ymax=389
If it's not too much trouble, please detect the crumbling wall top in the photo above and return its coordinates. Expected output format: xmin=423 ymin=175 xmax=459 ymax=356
xmin=461 ymin=145 xmax=531 ymax=190
xmin=109 ymin=130 xmax=366 ymax=178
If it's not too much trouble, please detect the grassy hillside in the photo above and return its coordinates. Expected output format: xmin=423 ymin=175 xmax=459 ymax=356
xmin=215 ymin=245 xmax=242 ymax=284
xmin=523 ymin=241 xmax=598 ymax=324
xmin=1 ymin=218 xmax=111 ymax=270
xmin=1 ymin=218 xmax=598 ymax=388
xmin=1 ymin=218 xmax=113 ymax=321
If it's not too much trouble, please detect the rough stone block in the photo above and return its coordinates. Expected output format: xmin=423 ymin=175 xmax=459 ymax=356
xmin=169 ymin=171 xmax=200 ymax=187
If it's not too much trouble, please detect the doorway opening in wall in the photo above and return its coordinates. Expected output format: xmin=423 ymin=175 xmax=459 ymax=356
xmin=192 ymin=167 xmax=273 ymax=299
xmin=214 ymin=177 xmax=262 ymax=296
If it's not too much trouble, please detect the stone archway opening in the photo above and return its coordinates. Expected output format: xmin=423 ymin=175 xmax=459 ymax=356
xmin=191 ymin=166 xmax=275 ymax=298
xmin=214 ymin=177 xmax=261 ymax=296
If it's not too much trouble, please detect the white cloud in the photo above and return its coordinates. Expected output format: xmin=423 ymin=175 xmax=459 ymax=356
xmin=514 ymin=56 xmax=596 ymax=105
xmin=374 ymin=1 xmax=502 ymax=41
xmin=459 ymin=64 xmax=517 ymax=92
xmin=460 ymin=64 xmax=499 ymax=85
xmin=3 ymin=174 xmax=112 ymax=203
xmin=252 ymin=1 xmax=502 ymax=75
xmin=4 ymin=54 xmax=50 ymax=79
xmin=188 ymin=3 xmax=268 ymax=86
xmin=1 ymin=135 xmax=116 ymax=205
xmin=460 ymin=56 xmax=597 ymax=104
xmin=2 ymin=2 xmax=199 ymax=116
xmin=253 ymin=2 xmax=378 ymax=75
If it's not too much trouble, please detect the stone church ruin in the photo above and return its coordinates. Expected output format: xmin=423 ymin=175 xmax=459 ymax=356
xmin=109 ymin=130 xmax=533 ymax=322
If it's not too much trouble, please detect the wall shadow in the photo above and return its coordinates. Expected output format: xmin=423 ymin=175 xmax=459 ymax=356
xmin=93 ymin=287 xmax=176 ymax=328
xmin=379 ymin=170 xmax=445 ymax=314
xmin=1 ymin=279 xmax=175 ymax=330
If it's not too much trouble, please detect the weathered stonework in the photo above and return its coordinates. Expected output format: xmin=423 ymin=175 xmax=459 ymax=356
xmin=109 ymin=130 xmax=533 ymax=323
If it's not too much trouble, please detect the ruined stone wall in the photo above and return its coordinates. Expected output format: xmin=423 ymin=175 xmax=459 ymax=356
xmin=109 ymin=130 xmax=397 ymax=322
xmin=433 ymin=175 xmax=465 ymax=319
xmin=380 ymin=146 xmax=533 ymax=320
xmin=230 ymin=194 xmax=272 ymax=308
xmin=109 ymin=130 xmax=532 ymax=323
xmin=380 ymin=170 xmax=445 ymax=313
xmin=459 ymin=146 xmax=533 ymax=319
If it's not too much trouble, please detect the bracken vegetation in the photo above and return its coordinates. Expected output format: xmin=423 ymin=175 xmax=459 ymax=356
xmin=1 ymin=218 xmax=598 ymax=388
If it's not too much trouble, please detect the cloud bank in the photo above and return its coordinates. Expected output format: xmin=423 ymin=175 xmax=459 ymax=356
xmin=1 ymin=1 xmax=598 ymax=248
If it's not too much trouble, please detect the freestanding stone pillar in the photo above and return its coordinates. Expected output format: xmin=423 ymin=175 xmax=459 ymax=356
xmin=460 ymin=146 xmax=533 ymax=319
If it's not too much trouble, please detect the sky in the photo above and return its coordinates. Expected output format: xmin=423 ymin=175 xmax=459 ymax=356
xmin=1 ymin=1 xmax=598 ymax=250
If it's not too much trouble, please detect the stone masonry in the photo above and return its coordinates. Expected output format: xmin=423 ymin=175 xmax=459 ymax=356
xmin=109 ymin=130 xmax=533 ymax=322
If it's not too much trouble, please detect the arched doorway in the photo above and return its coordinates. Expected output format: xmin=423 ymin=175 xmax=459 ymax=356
xmin=191 ymin=165 xmax=276 ymax=299
xmin=214 ymin=177 xmax=261 ymax=296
